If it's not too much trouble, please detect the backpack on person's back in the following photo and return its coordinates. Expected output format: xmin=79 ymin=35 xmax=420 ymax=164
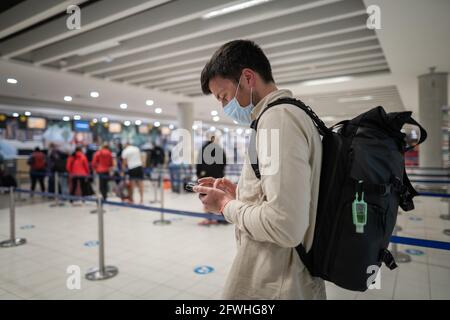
xmin=51 ymin=150 xmax=67 ymax=173
xmin=249 ymin=98 xmax=427 ymax=292
xmin=28 ymin=151 xmax=46 ymax=171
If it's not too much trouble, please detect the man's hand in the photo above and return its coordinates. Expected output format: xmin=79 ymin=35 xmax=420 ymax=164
xmin=193 ymin=181 xmax=235 ymax=214
xmin=198 ymin=177 xmax=237 ymax=199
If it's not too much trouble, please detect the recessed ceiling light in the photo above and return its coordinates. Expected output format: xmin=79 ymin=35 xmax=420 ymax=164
xmin=7 ymin=78 xmax=18 ymax=84
xmin=64 ymin=96 xmax=72 ymax=102
xmin=210 ymin=126 xmax=216 ymax=132
xmin=236 ymin=128 xmax=243 ymax=135
xmin=146 ymin=99 xmax=154 ymax=106
xmin=233 ymin=120 xmax=238 ymax=124
xmin=169 ymin=124 xmax=174 ymax=130
xmin=12 ymin=113 xmax=19 ymax=117
xmin=101 ymin=117 xmax=108 ymax=123
xmin=135 ymin=120 xmax=142 ymax=126
xmin=124 ymin=120 xmax=131 ymax=126
xmin=223 ymin=127 xmax=229 ymax=132
xmin=154 ymin=121 xmax=161 ymax=127
xmin=192 ymin=124 xmax=198 ymax=130
xmin=202 ymin=0 xmax=271 ymax=19
xmin=211 ymin=110 xmax=218 ymax=116
xmin=120 ymin=103 xmax=128 ymax=109
xmin=24 ymin=111 xmax=31 ymax=116
xmin=213 ymin=116 xmax=220 ymax=122
xmin=155 ymin=107 xmax=162 ymax=114
xmin=62 ymin=116 xmax=70 ymax=121
xmin=245 ymin=129 xmax=252 ymax=135
xmin=90 ymin=91 xmax=99 ymax=98
xmin=73 ymin=115 xmax=81 ymax=120
xmin=92 ymin=118 xmax=98 ymax=123
xmin=302 ymin=76 xmax=353 ymax=86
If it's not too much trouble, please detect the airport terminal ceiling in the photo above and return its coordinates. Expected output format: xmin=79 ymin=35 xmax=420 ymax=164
xmin=1 ymin=0 xmax=448 ymax=127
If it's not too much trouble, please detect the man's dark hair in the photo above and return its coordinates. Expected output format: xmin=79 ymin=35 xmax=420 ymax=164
xmin=201 ymin=40 xmax=274 ymax=95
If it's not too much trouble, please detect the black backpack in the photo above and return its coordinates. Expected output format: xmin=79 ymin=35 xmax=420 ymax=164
xmin=54 ymin=152 xmax=68 ymax=173
xmin=249 ymin=97 xmax=427 ymax=292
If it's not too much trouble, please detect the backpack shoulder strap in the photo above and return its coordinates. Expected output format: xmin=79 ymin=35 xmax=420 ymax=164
xmin=250 ymin=97 xmax=330 ymax=135
xmin=249 ymin=98 xmax=329 ymax=180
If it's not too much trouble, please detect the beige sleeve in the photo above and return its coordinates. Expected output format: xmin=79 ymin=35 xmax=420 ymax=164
xmin=223 ymin=105 xmax=314 ymax=248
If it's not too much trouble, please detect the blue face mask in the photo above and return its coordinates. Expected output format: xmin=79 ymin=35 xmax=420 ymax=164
xmin=223 ymin=76 xmax=254 ymax=125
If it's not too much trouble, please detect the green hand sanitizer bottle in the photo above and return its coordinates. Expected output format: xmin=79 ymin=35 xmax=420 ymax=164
xmin=352 ymin=189 xmax=367 ymax=234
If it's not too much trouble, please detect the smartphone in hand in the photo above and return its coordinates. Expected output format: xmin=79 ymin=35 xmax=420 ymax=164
xmin=185 ymin=182 xmax=197 ymax=192
xmin=185 ymin=182 xmax=206 ymax=196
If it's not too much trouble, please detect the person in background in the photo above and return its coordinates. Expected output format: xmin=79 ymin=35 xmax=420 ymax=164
xmin=0 ymin=151 xmax=4 ymax=172
xmin=146 ymin=143 xmax=166 ymax=188
xmin=27 ymin=147 xmax=46 ymax=194
xmin=56 ymin=150 xmax=69 ymax=197
xmin=196 ymin=135 xmax=227 ymax=226
xmin=121 ymin=142 xmax=144 ymax=204
xmin=92 ymin=142 xmax=113 ymax=201
xmin=116 ymin=142 xmax=123 ymax=172
xmin=47 ymin=143 xmax=68 ymax=195
xmin=148 ymin=144 xmax=165 ymax=168
xmin=66 ymin=146 xmax=90 ymax=204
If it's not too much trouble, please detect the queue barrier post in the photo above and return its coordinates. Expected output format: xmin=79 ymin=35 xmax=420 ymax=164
xmin=49 ymin=173 xmax=65 ymax=208
xmin=149 ymin=168 xmax=160 ymax=204
xmin=391 ymin=223 xmax=411 ymax=263
xmin=153 ymin=169 xmax=170 ymax=226
xmin=442 ymin=185 xmax=450 ymax=235
xmin=85 ymin=196 xmax=118 ymax=281
xmin=440 ymin=185 xmax=450 ymax=221
xmin=15 ymin=172 xmax=26 ymax=202
xmin=90 ymin=173 xmax=105 ymax=214
xmin=0 ymin=187 xmax=27 ymax=248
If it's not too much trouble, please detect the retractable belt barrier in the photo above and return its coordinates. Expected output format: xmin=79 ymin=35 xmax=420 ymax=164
xmin=1 ymin=186 xmax=449 ymax=251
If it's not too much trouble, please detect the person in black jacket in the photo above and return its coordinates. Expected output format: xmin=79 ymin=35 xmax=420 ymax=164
xmin=196 ymin=135 xmax=228 ymax=225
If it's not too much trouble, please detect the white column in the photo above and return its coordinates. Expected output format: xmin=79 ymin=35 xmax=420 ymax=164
xmin=418 ymin=69 xmax=448 ymax=168
xmin=177 ymin=102 xmax=194 ymax=164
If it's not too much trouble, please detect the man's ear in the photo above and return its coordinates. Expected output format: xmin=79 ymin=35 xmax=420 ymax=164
xmin=242 ymin=68 xmax=256 ymax=88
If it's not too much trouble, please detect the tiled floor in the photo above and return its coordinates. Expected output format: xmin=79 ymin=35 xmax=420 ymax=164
xmin=0 ymin=181 xmax=449 ymax=300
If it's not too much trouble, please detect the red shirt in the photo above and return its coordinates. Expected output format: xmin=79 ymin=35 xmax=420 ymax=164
xmin=92 ymin=148 xmax=113 ymax=173
xmin=66 ymin=151 xmax=89 ymax=176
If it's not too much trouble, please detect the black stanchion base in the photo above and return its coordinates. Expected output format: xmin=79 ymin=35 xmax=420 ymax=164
xmin=50 ymin=203 xmax=66 ymax=207
xmin=444 ymin=229 xmax=450 ymax=236
xmin=85 ymin=266 xmax=119 ymax=281
xmin=440 ymin=214 xmax=450 ymax=221
xmin=90 ymin=209 xmax=106 ymax=214
xmin=0 ymin=238 xmax=27 ymax=248
xmin=153 ymin=219 xmax=171 ymax=225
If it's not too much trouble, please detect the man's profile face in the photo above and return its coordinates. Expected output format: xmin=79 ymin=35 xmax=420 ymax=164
xmin=208 ymin=75 xmax=251 ymax=109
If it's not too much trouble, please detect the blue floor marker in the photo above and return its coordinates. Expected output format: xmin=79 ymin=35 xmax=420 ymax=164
xmin=405 ymin=248 xmax=425 ymax=256
xmin=20 ymin=224 xmax=35 ymax=229
xmin=84 ymin=240 xmax=99 ymax=247
xmin=194 ymin=265 xmax=214 ymax=275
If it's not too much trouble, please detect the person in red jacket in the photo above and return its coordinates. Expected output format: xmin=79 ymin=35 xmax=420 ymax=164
xmin=27 ymin=147 xmax=46 ymax=194
xmin=92 ymin=142 xmax=113 ymax=200
xmin=66 ymin=146 xmax=90 ymax=202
